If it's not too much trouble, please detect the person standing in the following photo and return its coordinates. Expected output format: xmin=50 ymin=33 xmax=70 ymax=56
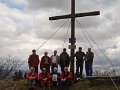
xmin=28 ymin=49 xmax=39 ymax=74
xmin=60 ymin=48 xmax=70 ymax=72
xmin=85 ymin=48 xmax=94 ymax=76
xmin=40 ymin=51 xmax=51 ymax=72
xmin=51 ymin=50 xmax=59 ymax=73
xmin=74 ymin=47 xmax=86 ymax=78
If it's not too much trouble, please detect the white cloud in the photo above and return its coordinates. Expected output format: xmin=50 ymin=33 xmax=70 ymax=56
xmin=0 ymin=0 xmax=120 ymax=68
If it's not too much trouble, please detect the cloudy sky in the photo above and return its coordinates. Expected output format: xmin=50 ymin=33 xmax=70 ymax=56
xmin=0 ymin=0 xmax=120 ymax=69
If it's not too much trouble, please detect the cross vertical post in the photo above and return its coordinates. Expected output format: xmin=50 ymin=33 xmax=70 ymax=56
xmin=70 ymin=0 xmax=75 ymax=75
xmin=49 ymin=0 xmax=100 ymax=76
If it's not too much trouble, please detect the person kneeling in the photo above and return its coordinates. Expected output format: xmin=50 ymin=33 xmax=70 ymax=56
xmin=52 ymin=67 xmax=60 ymax=89
xmin=39 ymin=68 xmax=52 ymax=90
xmin=26 ymin=67 xmax=38 ymax=90
xmin=60 ymin=67 xmax=72 ymax=90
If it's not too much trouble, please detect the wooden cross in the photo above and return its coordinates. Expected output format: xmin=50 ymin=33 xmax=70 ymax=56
xmin=49 ymin=0 xmax=100 ymax=76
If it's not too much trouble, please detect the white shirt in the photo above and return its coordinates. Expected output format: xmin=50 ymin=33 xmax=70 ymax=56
xmin=52 ymin=74 xmax=58 ymax=81
xmin=52 ymin=55 xmax=57 ymax=63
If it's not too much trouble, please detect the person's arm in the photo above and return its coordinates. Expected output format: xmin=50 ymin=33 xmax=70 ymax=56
xmin=56 ymin=55 xmax=60 ymax=65
xmin=93 ymin=52 xmax=94 ymax=59
xmin=47 ymin=73 xmax=52 ymax=80
xmin=26 ymin=73 xmax=30 ymax=79
xmin=48 ymin=57 xmax=52 ymax=65
xmin=39 ymin=73 xmax=43 ymax=80
xmin=34 ymin=73 xmax=38 ymax=79
xmin=40 ymin=57 xmax=44 ymax=71
xmin=59 ymin=54 xmax=62 ymax=66
xmin=26 ymin=73 xmax=34 ymax=79
xmin=28 ymin=55 xmax=31 ymax=67
xmin=66 ymin=72 xmax=72 ymax=80
xmin=37 ymin=55 xmax=39 ymax=65
xmin=50 ymin=55 xmax=53 ymax=64
xmin=73 ymin=52 xmax=77 ymax=57
xmin=67 ymin=54 xmax=70 ymax=66
xmin=90 ymin=52 xmax=94 ymax=59
xmin=83 ymin=52 xmax=86 ymax=60
xmin=87 ymin=52 xmax=94 ymax=60
xmin=60 ymin=72 xmax=64 ymax=79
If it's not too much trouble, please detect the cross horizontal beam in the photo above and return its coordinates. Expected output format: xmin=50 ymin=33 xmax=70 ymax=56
xmin=49 ymin=11 xmax=100 ymax=20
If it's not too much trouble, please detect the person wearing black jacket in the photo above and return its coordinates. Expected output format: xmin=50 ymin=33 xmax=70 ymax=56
xmin=85 ymin=48 xmax=94 ymax=76
xmin=60 ymin=48 xmax=70 ymax=72
xmin=74 ymin=47 xmax=86 ymax=78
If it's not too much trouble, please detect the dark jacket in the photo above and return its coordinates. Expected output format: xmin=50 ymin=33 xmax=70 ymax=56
xmin=52 ymin=72 xmax=60 ymax=83
xmin=74 ymin=51 xmax=86 ymax=63
xmin=60 ymin=52 xmax=69 ymax=67
xmin=86 ymin=52 xmax=94 ymax=63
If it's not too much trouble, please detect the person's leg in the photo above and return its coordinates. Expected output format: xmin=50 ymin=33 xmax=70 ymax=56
xmin=85 ymin=62 xmax=89 ymax=76
xmin=34 ymin=66 xmax=38 ymax=74
xmin=47 ymin=80 xmax=52 ymax=90
xmin=28 ymin=79 xmax=32 ymax=88
xmin=40 ymin=80 xmax=45 ymax=89
xmin=65 ymin=79 xmax=71 ymax=90
xmin=76 ymin=64 xmax=79 ymax=78
xmin=51 ymin=64 xmax=54 ymax=73
xmin=33 ymin=66 xmax=38 ymax=86
xmin=45 ymin=65 xmax=50 ymax=72
xmin=61 ymin=66 xmax=64 ymax=72
xmin=80 ymin=62 xmax=83 ymax=78
xmin=89 ymin=63 xmax=93 ymax=76
xmin=28 ymin=79 xmax=35 ymax=90
xmin=60 ymin=81 xmax=66 ymax=90
xmin=52 ymin=81 xmax=57 ymax=88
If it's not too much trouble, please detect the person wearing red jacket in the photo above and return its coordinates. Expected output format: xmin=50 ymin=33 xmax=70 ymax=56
xmin=28 ymin=49 xmax=39 ymax=74
xmin=39 ymin=68 xmax=52 ymax=90
xmin=40 ymin=51 xmax=51 ymax=72
xmin=26 ymin=67 xmax=38 ymax=90
xmin=60 ymin=67 xmax=72 ymax=90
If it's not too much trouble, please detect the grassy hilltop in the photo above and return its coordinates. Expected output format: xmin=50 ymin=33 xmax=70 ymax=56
xmin=0 ymin=79 xmax=120 ymax=90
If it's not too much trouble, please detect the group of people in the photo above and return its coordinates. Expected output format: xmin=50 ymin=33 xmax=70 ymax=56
xmin=28 ymin=48 xmax=70 ymax=74
xmin=26 ymin=47 xmax=94 ymax=89
xmin=74 ymin=47 xmax=94 ymax=78
xmin=26 ymin=67 xmax=72 ymax=90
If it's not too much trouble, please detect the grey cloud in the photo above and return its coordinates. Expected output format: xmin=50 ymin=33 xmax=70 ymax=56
xmin=26 ymin=0 xmax=118 ymax=12
xmin=26 ymin=0 xmax=69 ymax=11
xmin=0 ymin=0 xmax=120 ymax=68
xmin=76 ymin=0 xmax=118 ymax=12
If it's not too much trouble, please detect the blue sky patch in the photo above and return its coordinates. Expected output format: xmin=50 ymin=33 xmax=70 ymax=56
xmin=0 ymin=0 xmax=25 ymax=10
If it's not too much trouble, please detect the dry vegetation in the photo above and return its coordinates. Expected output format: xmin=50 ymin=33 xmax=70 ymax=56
xmin=0 ymin=79 xmax=120 ymax=90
